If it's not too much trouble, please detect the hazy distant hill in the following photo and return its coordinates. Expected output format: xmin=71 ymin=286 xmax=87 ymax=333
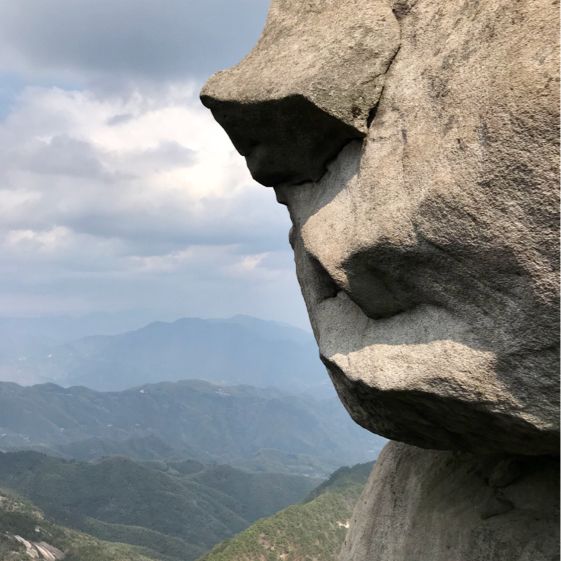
xmin=0 ymin=379 xmax=384 ymax=476
xmin=199 ymin=462 xmax=373 ymax=561
xmin=0 ymin=451 xmax=321 ymax=561
xmin=6 ymin=315 xmax=330 ymax=394
xmin=0 ymin=313 xmax=151 ymax=385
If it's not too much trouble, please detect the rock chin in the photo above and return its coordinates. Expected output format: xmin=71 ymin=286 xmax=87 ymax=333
xmin=340 ymin=442 xmax=560 ymax=561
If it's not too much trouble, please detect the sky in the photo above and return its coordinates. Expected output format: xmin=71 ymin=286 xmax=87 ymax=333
xmin=0 ymin=0 xmax=311 ymax=329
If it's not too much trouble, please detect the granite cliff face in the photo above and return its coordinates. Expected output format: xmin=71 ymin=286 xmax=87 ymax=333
xmin=201 ymin=0 xmax=560 ymax=559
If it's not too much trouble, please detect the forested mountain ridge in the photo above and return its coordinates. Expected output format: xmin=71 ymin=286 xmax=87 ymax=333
xmin=0 ymin=489 xmax=162 ymax=561
xmin=0 ymin=379 xmax=383 ymax=477
xmin=0 ymin=451 xmax=321 ymax=561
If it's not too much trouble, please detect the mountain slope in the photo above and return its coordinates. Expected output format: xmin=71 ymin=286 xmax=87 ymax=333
xmin=0 ymin=489 xmax=162 ymax=561
xmin=0 ymin=379 xmax=383 ymax=476
xmin=0 ymin=451 xmax=320 ymax=561
xmin=12 ymin=316 xmax=330 ymax=394
xmin=199 ymin=462 xmax=373 ymax=561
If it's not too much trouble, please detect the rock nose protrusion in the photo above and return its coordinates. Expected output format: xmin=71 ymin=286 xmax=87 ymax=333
xmin=200 ymin=89 xmax=363 ymax=187
xmin=200 ymin=0 xmax=400 ymax=187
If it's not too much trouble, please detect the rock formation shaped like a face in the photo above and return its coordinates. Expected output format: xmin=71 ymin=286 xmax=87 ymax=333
xmin=201 ymin=0 xmax=560 ymax=456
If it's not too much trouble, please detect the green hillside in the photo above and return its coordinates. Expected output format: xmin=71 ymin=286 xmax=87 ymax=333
xmin=0 ymin=489 xmax=162 ymax=561
xmin=0 ymin=379 xmax=384 ymax=477
xmin=198 ymin=462 xmax=373 ymax=561
xmin=0 ymin=451 xmax=320 ymax=561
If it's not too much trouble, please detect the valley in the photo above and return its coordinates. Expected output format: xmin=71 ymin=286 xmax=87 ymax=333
xmin=0 ymin=315 xmax=383 ymax=560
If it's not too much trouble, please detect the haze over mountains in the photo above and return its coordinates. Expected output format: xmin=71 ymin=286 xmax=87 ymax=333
xmin=0 ymin=315 xmax=329 ymax=394
xmin=0 ymin=314 xmax=387 ymax=477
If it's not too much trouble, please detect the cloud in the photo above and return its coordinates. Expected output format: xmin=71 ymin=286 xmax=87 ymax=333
xmin=0 ymin=0 xmax=269 ymax=84
xmin=7 ymin=135 xmax=110 ymax=178
xmin=0 ymin=83 xmax=307 ymax=326
xmin=0 ymin=1 xmax=311 ymax=329
xmin=0 ymin=84 xmax=284 ymax=244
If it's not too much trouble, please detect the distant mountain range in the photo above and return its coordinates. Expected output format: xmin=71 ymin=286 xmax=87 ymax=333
xmin=0 ymin=379 xmax=384 ymax=477
xmin=0 ymin=451 xmax=320 ymax=561
xmin=200 ymin=462 xmax=373 ymax=561
xmin=1 ymin=315 xmax=331 ymax=394
xmin=0 ymin=313 xmax=384 ymax=561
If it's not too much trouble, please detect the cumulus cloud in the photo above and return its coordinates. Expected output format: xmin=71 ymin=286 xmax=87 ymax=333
xmin=0 ymin=83 xmax=305 ymax=325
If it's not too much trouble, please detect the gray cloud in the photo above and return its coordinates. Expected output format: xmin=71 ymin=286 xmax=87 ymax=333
xmin=8 ymin=135 xmax=109 ymax=178
xmin=0 ymin=80 xmax=309 ymax=327
xmin=58 ymin=187 xmax=291 ymax=256
xmin=0 ymin=0 xmax=269 ymax=83
xmin=106 ymin=113 xmax=136 ymax=126
xmin=0 ymin=1 xmax=312 ymax=331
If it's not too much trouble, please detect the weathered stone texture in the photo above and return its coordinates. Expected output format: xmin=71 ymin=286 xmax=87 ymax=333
xmin=202 ymin=0 xmax=559 ymax=456
xmin=201 ymin=0 xmax=560 ymax=558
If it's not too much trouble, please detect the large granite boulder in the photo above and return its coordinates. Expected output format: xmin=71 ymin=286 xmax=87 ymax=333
xmin=200 ymin=0 xmax=559 ymax=558
xmin=202 ymin=0 xmax=559 ymax=456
